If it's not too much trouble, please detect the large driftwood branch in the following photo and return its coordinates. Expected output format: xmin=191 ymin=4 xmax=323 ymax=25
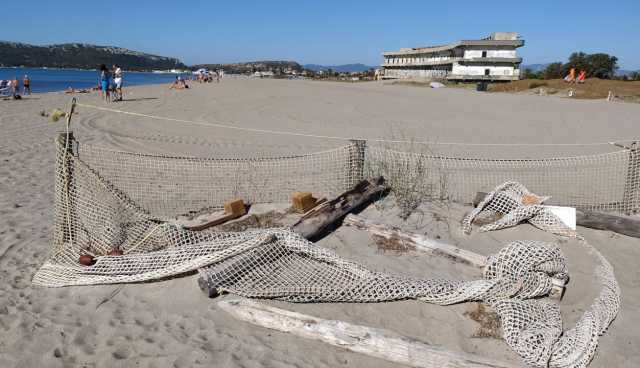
xmin=290 ymin=176 xmax=389 ymax=240
xmin=343 ymin=214 xmax=488 ymax=268
xmin=218 ymin=299 xmax=518 ymax=368
xmin=472 ymin=191 xmax=640 ymax=239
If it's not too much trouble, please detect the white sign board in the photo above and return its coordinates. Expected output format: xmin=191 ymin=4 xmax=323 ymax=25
xmin=544 ymin=205 xmax=576 ymax=230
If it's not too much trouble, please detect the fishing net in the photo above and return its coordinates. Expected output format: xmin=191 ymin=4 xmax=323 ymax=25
xmin=33 ymin=134 xmax=620 ymax=367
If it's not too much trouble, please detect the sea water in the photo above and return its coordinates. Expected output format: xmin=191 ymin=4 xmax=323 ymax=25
xmin=0 ymin=67 xmax=188 ymax=93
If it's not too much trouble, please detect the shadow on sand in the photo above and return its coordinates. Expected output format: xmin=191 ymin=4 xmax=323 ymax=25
xmin=118 ymin=97 xmax=159 ymax=102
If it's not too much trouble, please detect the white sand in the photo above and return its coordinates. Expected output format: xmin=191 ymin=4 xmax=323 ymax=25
xmin=1 ymin=79 xmax=639 ymax=367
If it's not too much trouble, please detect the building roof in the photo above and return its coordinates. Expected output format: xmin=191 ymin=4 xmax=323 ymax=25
xmin=383 ymin=38 xmax=524 ymax=57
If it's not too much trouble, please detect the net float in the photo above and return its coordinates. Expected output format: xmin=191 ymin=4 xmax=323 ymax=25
xmin=79 ymin=254 xmax=95 ymax=266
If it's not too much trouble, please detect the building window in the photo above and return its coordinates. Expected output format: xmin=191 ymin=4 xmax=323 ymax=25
xmin=482 ymin=51 xmax=487 ymax=58
xmin=484 ymin=69 xmax=490 ymax=76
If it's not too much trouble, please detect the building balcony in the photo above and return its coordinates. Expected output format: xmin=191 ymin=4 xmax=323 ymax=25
xmin=460 ymin=57 xmax=522 ymax=64
xmin=382 ymin=57 xmax=462 ymax=68
xmin=446 ymin=74 xmax=520 ymax=81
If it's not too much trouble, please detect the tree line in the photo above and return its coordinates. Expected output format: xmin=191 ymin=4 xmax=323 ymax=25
xmin=523 ymin=52 xmax=638 ymax=80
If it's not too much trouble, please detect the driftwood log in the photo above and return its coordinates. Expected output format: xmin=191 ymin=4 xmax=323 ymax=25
xmin=343 ymin=214 xmax=488 ymax=267
xmin=218 ymin=299 xmax=518 ymax=368
xmin=574 ymin=210 xmax=640 ymax=238
xmin=198 ymin=177 xmax=388 ymax=297
xmin=290 ymin=176 xmax=389 ymax=240
xmin=472 ymin=191 xmax=640 ymax=239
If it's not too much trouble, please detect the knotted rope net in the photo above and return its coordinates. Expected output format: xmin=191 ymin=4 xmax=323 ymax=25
xmin=33 ymin=134 xmax=620 ymax=367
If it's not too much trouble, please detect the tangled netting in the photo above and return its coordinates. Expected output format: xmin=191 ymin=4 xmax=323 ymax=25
xmin=199 ymin=237 xmax=565 ymax=305
xmin=462 ymin=181 xmax=578 ymax=237
xmin=33 ymin=136 xmax=620 ymax=368
xmin=465 ymin=182 xmax=621 ymax=368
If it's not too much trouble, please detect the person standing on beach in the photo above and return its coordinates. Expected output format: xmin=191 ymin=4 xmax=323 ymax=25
xmin=113 ymin=65 xmax=123 ymax=101
xmin=99 ymin=64 xmax=111 ymax=102
xmin=22 ymin=75 xmax=31 ymax=95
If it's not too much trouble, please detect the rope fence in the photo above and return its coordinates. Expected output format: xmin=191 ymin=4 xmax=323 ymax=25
xmin=55 ymin=133 xmax=640 ymax=217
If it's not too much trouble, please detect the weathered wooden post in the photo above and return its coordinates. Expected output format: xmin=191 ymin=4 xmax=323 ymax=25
xmin=349 ymin=139 xmax=367 ymax=186
xmin=54 ymin=98 xmax=78 ymax=251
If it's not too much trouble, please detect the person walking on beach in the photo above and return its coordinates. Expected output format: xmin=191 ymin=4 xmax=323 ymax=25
xmin=564 ymin=67 xmax=576 ymax=83
xmin=577 ymin=70 xmax=587 ymax=84
xmin=11 ymin=76 xmax=20 ymax=98
xmin=99 ymin=64 xmax=111 ymax=102
xmin=22 ymin=75 xmax=31 ymax=95
xmin=113 ymin=65 xmax=123 ymax=101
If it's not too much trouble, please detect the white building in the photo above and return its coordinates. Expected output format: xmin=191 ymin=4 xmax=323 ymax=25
xmin=381 ymin=32 xmax=524 ymax=81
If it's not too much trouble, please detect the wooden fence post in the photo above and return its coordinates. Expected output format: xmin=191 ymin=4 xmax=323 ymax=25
xmin=349 ymin=139 xmax=367 ymax=185
xmin=622 ymin=142 xmax=639 ymax=215
xmin=55 ymin=131 xmax=75 ymax=246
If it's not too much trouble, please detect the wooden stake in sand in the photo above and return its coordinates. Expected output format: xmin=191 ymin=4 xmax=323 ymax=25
xmin=343 ymin=214 xmax=488 ymax=268
xmin=218 ymin=299 xmax=518 ymax=368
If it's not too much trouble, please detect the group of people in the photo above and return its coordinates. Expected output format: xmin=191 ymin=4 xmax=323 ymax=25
xmin=195 ymin=69 xmax=223 ymax=83
xmin=98 ymin=64 xmax=124 ymax=102
xmin=169 ymin=76 xmax=190 ymax=90
xmin=564 ymin=68 xmax=587 ymax=84
xmin=0 ymin=75 xmax=31 ymax=99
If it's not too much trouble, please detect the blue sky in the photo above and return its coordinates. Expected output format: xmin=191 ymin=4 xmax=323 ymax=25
xmin=3 ymin=0 xmax=639 ymax=69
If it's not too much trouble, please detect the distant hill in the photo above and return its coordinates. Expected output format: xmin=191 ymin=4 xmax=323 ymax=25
xmin=0 ymin=41 xmax=187 ymax=71
xmin=616 ymin=69 xmax=639 ymax=77
xmin=303 ymin=63 xmax=376 ymax=73
xmin=521 ymin=63 xmax=551 ymax=72
xmin=192 ymin=61 xmax=302 ymax=74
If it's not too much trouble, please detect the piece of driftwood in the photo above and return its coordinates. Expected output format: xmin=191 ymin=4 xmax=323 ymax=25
xmin=198 ymin=234 xmax=278 ymax=297
xmin=290 ymin=177 xmax=388 ymax=240
xmin=575 ymin=210 xmax=640 ymax=238
xmin=185 ymin=199 xmax=247 ymax=231
xmin=472 ymin=191 xmax=640 ymax=239
xmin=343 ymin=214 xmax=488 ymax=268
xmin=218 ymin=299 xmax=518 ymax=368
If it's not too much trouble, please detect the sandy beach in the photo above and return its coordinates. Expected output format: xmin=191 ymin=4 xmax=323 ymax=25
xmin=1 ymin=78 xmax=639 ymax=368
